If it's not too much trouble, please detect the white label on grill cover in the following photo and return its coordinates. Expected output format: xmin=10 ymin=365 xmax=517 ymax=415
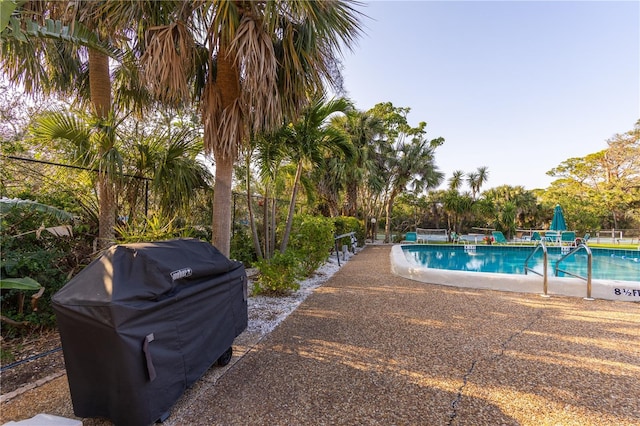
xmin=170 ymin=268 xmax=193 ymax=281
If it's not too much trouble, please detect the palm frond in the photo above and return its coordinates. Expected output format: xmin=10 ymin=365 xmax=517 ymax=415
xmin=0 ymin=197 xmax=74 ymax=221
xmin=232 ymin=14 xmax=282 ymax=131
xmin=141 ymin=21 xmax=195 ymax=105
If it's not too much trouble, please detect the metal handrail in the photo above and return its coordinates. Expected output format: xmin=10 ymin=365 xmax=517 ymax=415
xmin=525 ymin=240 xmax=548 ymax=296
xmin=334 ymin=232 xmax=356 ymax=266
xmin=555 ymin=243 xmax=593 ymax=300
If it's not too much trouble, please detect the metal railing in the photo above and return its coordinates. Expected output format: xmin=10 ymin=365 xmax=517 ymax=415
xmin=555 ymin=243 xmax=593 ymax=300
xmin=334 ymin=232 xmax=357 ymax=266
xmin=525 ymin=240 xmax=549 ymax=296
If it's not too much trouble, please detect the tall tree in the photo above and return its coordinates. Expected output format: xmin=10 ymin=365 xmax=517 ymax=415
xmin=370 ymin=103 xmax=444 ymax=243
xmin=278 ymin=95 xmax=353 ymax=253
xmin=545 ymin=120 xmax=640 ymax=232
xmin=331 ymin=109 xmax=384 ymax=217
xmin=1 ymin=2 xmax=125 ymax=248
xmin=102 ymin=0 xmax=365 ymax=256
xmin=467 ymin=166 xmax=489 ymax=199
xmin=448 ymin=170 xmax=465 ymax=192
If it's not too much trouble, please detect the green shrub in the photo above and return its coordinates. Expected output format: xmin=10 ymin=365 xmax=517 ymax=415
xmin=333 ymin=216 xmax=364 ymax=247
xmin=230 ymin=226 xmax=257 ymax=267
xmin=1 ymin=201 xmax=87 ymax=337
xmin=288 ymin=214 xmax=335 ymax=276
xmin=114 ymin=214 xmax=194 ymax=243
xmin=252 ymin=250 xmax=302 ymax=295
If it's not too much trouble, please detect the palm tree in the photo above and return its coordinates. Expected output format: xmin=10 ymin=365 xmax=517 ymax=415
xmin=99 ymin=0 xmax=365 ymax=256
xmin=1 ymin=2 xmax=138 ymax=249
xmin=468 ymin=166 xmax=489 ymax=199
xmin=382 ymin=137 xmax=444 ymax=243
xmin=278 ymin=95 xmax=354 ymax=253
xmin=331 ymin=109 xmax=384 ymax=217
xmin=448 ymin=170 xmax=465 ymax=192
xmin=30 ymin=109 xmax=210 ymax=226
xmin=5 ymin=1 xmax=365 ymax=256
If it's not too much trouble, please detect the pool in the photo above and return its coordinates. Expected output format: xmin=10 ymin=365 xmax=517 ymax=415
xmin=390 ymin=244 xmax=640 ymax=302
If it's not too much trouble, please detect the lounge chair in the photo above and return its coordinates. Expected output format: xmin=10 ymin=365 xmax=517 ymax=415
xmin=531 ymin=231 xmax=541 ymax=242
xmin=545 ymin=231 xmax=559 ymax=244
xmin=560 ymin=231 xmax=576 ymax=246
xmin=492 ymin=231 xmax=508 ymax=244
xmin=404 ymin=232 xmax=417 ymax=243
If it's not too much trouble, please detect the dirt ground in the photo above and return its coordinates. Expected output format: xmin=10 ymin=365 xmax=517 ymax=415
xmin=1 ymin=329 xmax=66 ymax=396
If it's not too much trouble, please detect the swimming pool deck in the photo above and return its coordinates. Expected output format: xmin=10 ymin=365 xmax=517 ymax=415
xmin=2 ymin=245 xmax=639 ymax=425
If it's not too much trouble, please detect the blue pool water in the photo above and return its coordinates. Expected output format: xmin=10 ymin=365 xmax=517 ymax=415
xmin=402 ymin=245 xmax=640 ymax=283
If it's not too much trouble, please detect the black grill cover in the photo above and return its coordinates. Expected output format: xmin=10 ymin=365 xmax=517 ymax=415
xmin=52 ymin=238 xmax=248 ymax=426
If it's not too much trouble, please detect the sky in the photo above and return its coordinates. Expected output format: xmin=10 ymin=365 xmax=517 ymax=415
xmin=338 ymin=0 xmax=640 ymax=191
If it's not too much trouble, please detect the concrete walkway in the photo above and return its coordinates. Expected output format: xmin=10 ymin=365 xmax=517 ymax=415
xmin=2 ymin=245 xmax=639 ymax=425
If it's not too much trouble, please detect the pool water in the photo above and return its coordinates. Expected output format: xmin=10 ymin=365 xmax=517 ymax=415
xmin=402 ymin=245 xmax=640 ymax=283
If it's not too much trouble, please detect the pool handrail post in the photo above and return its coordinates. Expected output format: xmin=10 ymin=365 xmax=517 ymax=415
xmin=543 ymin=242 xmax=548 ymax=296
xmin=586 ymin=245 xmax=593 ymax=300
xmin=555 ymin=243 xmax=593 ymax=300
xmin=524 ymin=240 xmax=549 ymax=297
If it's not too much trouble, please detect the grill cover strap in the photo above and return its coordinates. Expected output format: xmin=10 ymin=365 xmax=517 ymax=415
xmin=143 ymin=333 xmax=157 ymax=382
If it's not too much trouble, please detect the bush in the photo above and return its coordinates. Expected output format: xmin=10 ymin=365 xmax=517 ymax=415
xmin=288 ymin=215 xmax=335 ymax=276
xmin=333 ymin=216 xmax=364 ymax=248
xmin=252 ymin=250 xmax=302 ymax=295
xmin=230 ymin=225 xmax=257 ymax=267
xmin=1 ymin=200 xmax=92 ymax=337
xmin=114 ymin=214 xmax=195 ymax=243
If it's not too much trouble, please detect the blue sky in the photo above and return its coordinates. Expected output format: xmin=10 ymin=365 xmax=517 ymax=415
xmin=339 ymin=0 xmax=639 ymax=191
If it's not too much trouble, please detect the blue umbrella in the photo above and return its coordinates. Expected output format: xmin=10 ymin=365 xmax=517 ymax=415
xmin=550 ymin=204 xmax=567 ymax=231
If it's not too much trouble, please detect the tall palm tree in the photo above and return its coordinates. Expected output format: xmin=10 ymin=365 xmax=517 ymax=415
xmin=468 ymin=166 xmax=489 ymax=199
xmin=331 ymin=109 xmax=384 ymax=217
xmin=100 ymin=0 xmax=365 ymax=256
xmin=278 ymin=95 xmax=354 ymax=253
xmin=382 ymin=137 xmax=444 ymax=242
xmin=448 ymin=170 xmax=465 ymax=192
xmin=30 ymin=109 xmax=210 ymax=225
xmin=1 ymin=2 xmax=137 ymax=249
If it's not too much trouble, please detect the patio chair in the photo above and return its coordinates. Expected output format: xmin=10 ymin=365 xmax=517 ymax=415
xmin=492 ymin=231 xmax=508 ymax=244
xmin=545 ymin=231 xmax=559 ymax=244
xmin=560 ymin=231 xmax=576 ymax=246
xmin=404 ymin=232 xmax=417 ymax=243
xmin=451 ymin=231 xmax=460 ymax=244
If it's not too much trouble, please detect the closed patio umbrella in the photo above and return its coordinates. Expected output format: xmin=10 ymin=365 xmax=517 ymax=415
xmin=550 ymin=204 xmax=567 ymax=231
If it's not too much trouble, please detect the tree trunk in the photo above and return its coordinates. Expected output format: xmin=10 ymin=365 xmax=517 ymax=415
xmin=212 ymin=154 xmax=234 ymax=256
xmin=89 ymin=49 xmax=115 ymax=250
xmin=245 ymin=155 xmax=263 ymax=260
xmin=280 ymin=160 xmax=303 ymax=253
xmin=210 ymin=47 xmax=241 ymax=257
xmin=346 ymin=182 xmax=358 ymax=217
xmin=270 ymin=197 xmax=276 ymax=258
xmin=384 ymin=190 xmax=398 ymax=243
xmin=262 ymin=193 xmax=269 ymax=258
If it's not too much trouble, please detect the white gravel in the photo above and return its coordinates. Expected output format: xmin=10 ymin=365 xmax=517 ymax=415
xmin=245 ymin=250 xmax=353 ymax=336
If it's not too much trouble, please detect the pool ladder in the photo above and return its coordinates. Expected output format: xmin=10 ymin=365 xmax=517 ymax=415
xmin=524 ymin=241 xmax=593 ymax=299
xmin=524 ymin=240 xmax=549 ymax=296
xmin=556 ymin=243 xmax=593 ymax=300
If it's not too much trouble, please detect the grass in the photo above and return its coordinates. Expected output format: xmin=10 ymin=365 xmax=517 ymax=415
xmin=587 ymin=243 xmax=639 ymax=250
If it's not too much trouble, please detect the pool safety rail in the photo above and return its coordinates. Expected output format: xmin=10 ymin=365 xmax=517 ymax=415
xmin=525 ymin=241 xmax=594 ymax=299
xmin=334 ymin=232 xmax=357 ymax=266
xmin=555 ymin=244 xmax=593 ymax=300
xmin=524 ymin=240 xmax=549 ymax=296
